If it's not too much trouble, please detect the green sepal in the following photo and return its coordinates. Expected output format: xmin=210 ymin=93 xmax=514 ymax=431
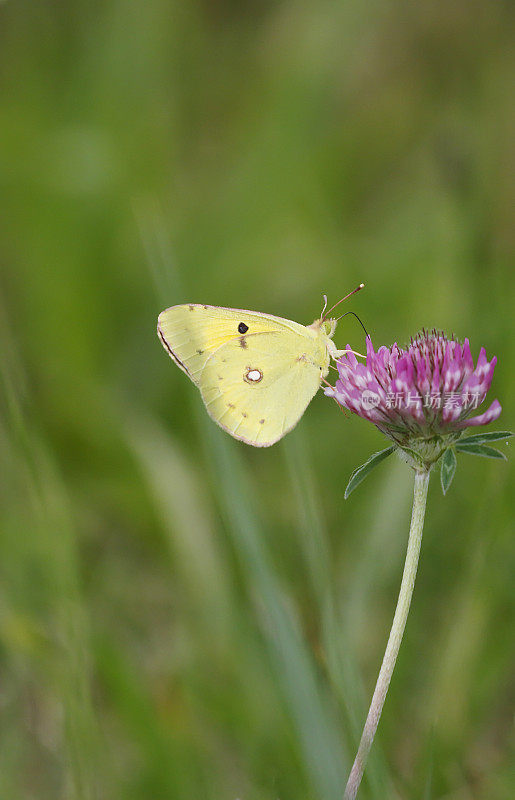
xmin=398 ymin=445 xmax=427 ymax=469
xmin=455 ymin=442 xmax=507 ymax=460
xmin=440 ymin=448 xmax=457 ymax=495
xmin=344 ymin=446 xmax=396 ymax=499
xmin=458 ymin=430 xmax=513 ymax=445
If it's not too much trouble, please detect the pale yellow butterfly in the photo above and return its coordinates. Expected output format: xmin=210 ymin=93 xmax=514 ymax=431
xmin=157 ymin=285 xmax=364 ymax=447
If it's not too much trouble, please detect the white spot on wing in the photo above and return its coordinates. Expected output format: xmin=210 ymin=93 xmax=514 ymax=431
xmin=248 ymin=370 xmax=262 ymax=381
xmin=244 ymin=368 xmax=263 ymax=384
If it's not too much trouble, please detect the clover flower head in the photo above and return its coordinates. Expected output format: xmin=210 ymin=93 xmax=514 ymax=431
xmin=325 ymin=329 xmax=502 ymax=467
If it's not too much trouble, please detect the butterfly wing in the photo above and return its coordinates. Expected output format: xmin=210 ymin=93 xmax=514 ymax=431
xmin=158 ymin=304 xmax=329 ymax=446
xmin=157 ymin=304 xmax=310 ymax=386
xmin=200 ymin=332 xmax=325 ymax=446
xmin=157 ymin=304 xmax=228 ymax=384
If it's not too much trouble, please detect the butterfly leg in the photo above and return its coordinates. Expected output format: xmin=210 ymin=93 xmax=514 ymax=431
xmin=331 ymin=347 xmax=366 ymax=360
xmin=321 ymin=377 xmax=350 ymax=416
xmin=326 ymin=338 xmax=365 ymax=361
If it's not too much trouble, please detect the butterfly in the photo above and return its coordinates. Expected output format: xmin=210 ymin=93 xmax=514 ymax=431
xmin=157 ymin=285 xmax=364 ymax=447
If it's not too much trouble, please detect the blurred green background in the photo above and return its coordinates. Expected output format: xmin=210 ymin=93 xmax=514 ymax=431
xmin=1 ymin=1 xmax=514 ymax=798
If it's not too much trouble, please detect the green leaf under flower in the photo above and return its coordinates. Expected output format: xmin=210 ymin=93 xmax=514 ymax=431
xmin=458 ymin=430 xmax=513 ymax=445
xmin=455 ymin=442 xmax=507 ymax=460
xmin=344 ymin=446 xmax=396 ymax=499
xmin=440 ymin=448 xmax=457 ymax=495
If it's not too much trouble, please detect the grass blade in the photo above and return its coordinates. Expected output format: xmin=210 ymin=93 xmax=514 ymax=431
xmin=205 ymin=422 xmax=346 ymax=800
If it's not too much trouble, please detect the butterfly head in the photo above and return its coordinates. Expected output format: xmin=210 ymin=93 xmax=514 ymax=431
xmin=308 ymin=315 xmax=337 ymax=337
xmin=315 ymin=284 xmax=366 ymax=340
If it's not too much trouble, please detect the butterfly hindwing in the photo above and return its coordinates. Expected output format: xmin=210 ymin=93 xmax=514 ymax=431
xmin=200 ymin=332 xmax=323 ymax=446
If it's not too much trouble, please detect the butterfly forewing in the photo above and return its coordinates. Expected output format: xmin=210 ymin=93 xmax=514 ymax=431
xmin=158 ymin=304 xmax=309 ymax=386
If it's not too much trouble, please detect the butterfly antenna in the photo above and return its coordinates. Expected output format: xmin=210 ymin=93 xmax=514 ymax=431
xmin=335 ymin=310 xmax=369 ymax=338
xmin=321 ymin=294 xmax=328 ymax=318
xmin=323 ymin=283 xmax=365 ymax=320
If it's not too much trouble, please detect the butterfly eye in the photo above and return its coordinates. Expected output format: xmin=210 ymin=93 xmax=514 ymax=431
xmin=238 ymin=322 xmax=249 ymax=334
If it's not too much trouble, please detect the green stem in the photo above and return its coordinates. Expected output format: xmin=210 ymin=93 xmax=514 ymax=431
xmin=344 ymin=468 xmax=430 ymax=800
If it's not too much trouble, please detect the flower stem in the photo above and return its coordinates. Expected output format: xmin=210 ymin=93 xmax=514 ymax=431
xmin=344 ymin=468 xmax=430 ymax=799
